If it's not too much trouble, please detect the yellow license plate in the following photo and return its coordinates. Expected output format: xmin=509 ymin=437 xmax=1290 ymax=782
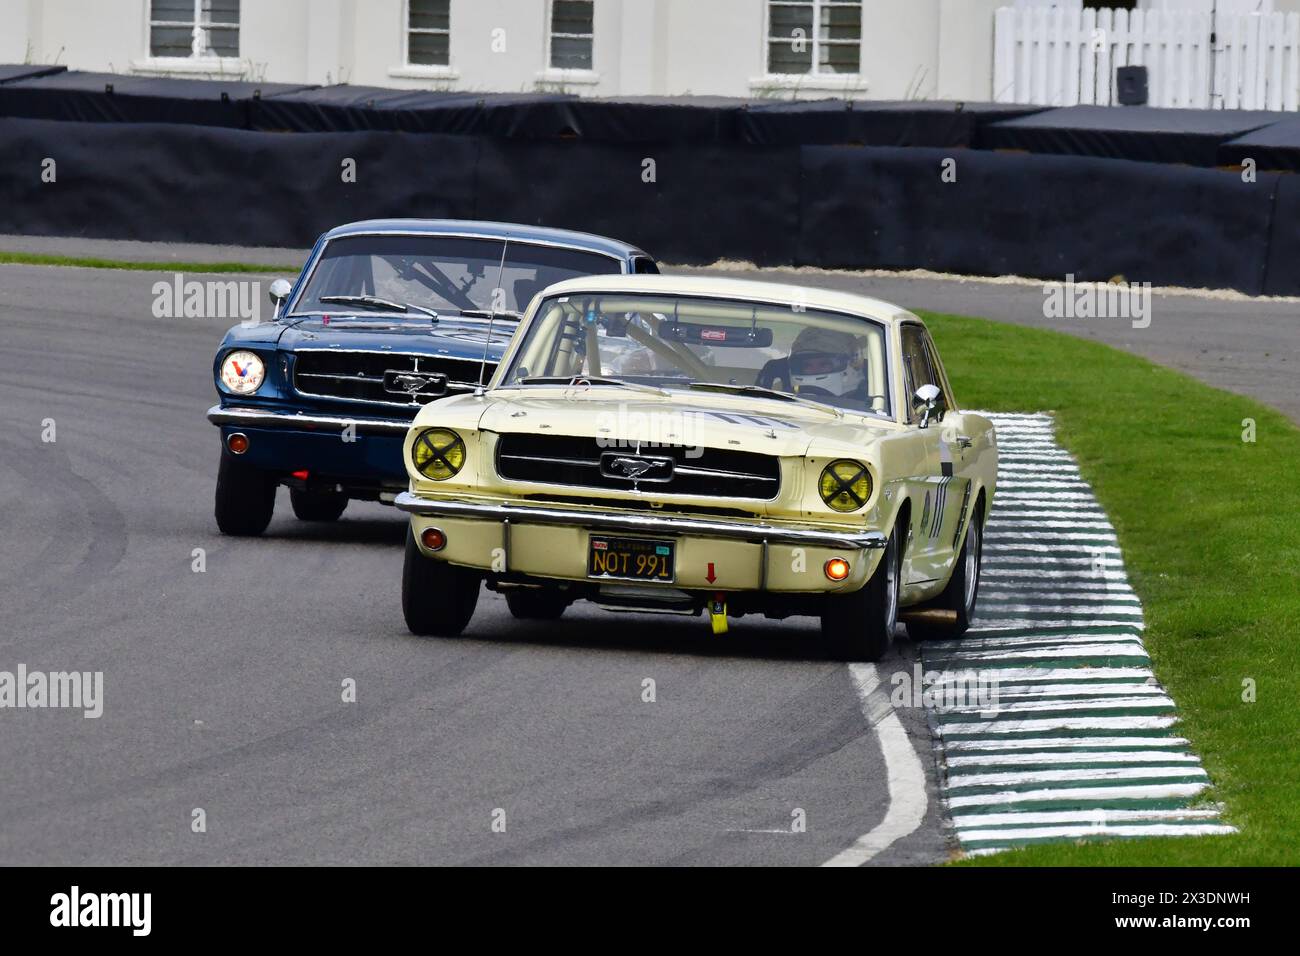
xmin=587 ymin=535 xmax=675 ymax=583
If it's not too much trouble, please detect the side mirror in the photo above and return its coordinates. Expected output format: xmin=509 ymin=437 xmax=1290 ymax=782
xmin=268 ymin=278 xmax=293 ymax=318
xmin=913 ymin=383 xmax=945 ymax=428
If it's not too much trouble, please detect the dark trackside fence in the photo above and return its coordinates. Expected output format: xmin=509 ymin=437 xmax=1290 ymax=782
xmin=0 ymin=114 xmax=1294 ymax=295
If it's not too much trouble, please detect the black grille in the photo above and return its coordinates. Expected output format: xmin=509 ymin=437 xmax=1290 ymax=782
xmin=293 ymin=351 xmax=491 ymax=407
xmin=496 ymin=434 xmax=780 ymax=500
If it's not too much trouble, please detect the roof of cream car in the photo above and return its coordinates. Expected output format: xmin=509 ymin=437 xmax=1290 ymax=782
xmin=532 ymin=273 xmax=919 ymax=326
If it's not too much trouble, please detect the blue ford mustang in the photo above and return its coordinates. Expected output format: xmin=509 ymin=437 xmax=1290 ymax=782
xmin=208 ymin=219 xmax=657 ymax=535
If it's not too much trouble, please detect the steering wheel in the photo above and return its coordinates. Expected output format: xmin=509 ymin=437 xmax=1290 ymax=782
xmin=793 ymin=384 xmax=836 ymax=397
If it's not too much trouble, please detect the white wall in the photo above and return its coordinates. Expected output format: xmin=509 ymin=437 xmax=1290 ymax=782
xmin=0 ymin=0 xmax=33 ymax=63
xmin=14 ymin=0 xmax=147 ymax=73
xmin=937 ymin=0 xmax=1003 ymax=100
xmin=660 ymin=0 xmax=761 ymax=97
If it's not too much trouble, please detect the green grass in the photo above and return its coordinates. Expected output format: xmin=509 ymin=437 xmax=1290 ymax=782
xmin=0 ymin=251 xmax=298 ymax=274
xmin=920 ymin=310 xmax=1300 ymax=866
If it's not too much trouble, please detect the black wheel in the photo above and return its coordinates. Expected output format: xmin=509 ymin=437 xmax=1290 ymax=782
xmin=214 ymin=452 xmax=276 ymax=537
xmin=290 ymin=488 xmax=348 ymax=522
xmin=505 ymin=590 xmax=569 ymax=620
xmin=402 ymin=527 xmax=480 ymax=636
xmin=821 ymin=527 xmax=901 ymax=662
xmin=907 ymin=499 xmax=984 ymax=641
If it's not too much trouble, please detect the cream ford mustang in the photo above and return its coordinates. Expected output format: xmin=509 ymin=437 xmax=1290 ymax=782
xmin=395 ymin=275 xmax=997 ymax=661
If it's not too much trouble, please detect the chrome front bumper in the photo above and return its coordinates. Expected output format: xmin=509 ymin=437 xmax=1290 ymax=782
xmin=207 ymin=404 xmax=410 ymax=436
xmin=394 ymin=492 xmax=887 ymax=550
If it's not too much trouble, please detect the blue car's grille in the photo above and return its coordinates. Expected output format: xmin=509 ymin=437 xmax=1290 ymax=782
xmin=293 ymin=350 xmax=491 ymax=408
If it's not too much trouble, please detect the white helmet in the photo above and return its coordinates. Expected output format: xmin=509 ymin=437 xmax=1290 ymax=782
xmin=788 ymin=327 xmax=864 ymax=398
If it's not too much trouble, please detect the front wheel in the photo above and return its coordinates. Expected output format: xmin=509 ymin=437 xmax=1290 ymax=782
xmin=402 ymin=527 xmax=480 ymax=636
xmin=214 ymin=453 xmax=276 ymax=537
xmin=290 ymin=488 xmax=348 ymax=522
xmin=821 ymin=528 xmax=901 ymax=662
xmin=907 ymin=499 xmax=984 ymax=641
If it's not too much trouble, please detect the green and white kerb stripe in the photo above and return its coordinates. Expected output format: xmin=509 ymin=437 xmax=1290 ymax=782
xmin=925 ymin=412 xmax=1234 ymax=856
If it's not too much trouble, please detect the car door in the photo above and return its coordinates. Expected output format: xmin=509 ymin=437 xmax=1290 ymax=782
xmin=898 ymin=322 xmax=960 ymax=585
xmin=918 ymin=325 xmax=979 ymax=573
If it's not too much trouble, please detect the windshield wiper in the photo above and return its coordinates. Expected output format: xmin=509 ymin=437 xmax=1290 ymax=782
xmin=457 ymin=308 xmax=523 ymax=321
xmin=317 ymin=294 xmax=439 ymax=320
xmin=517 ymin=375 xmax=668 ymax=396
xmin=685 ymin=382 xmax=842 ymax=416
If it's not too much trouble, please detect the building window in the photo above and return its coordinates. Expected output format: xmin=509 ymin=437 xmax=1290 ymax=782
xmin=149 ymin=0 xmax=240 ymax=59
xmin=408 ymin=0 xmax=451 ymax=67
xmin=550 ymin=0 xmax=594 ymax=70
xmin=766 ymin=0 xmax=861 ymax=75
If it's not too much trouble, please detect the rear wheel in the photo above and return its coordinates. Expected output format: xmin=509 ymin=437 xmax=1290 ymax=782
xmin=821 ymin=527 xmax=901 ymax=662
xmin=402 ymin=527 xmax=480 ymax=636
xmin=907 ymin=499 xmax=984 ymax=641
xmin=214 ymin=453 xmax=276 ymax=537
xmin=290 ymin=488 xmax=348 ymax=522
xmin=505 ymin=590 xmax=569 ymax=620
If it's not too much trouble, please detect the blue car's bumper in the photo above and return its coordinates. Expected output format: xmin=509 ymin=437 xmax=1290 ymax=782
xmin=208 ymin=405 xmax=411 ymax=486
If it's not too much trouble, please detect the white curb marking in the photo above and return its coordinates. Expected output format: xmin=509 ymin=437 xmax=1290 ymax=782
xmin=925 ymin=412 xmax=1234 ymax=855
xmin=822 ymin=664 xmax=928 ymax=867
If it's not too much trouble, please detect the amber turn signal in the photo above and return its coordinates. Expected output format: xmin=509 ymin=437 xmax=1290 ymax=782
xmin=824 ymin=557 xmax=850 ymax=581
xmin=226 ymin=433 xmax=249 ymax=455
xmin=420 ymin=527 xmax=447 ymax=552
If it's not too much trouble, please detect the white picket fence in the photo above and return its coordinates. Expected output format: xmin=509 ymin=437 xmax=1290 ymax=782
xmin=994 ymin=6 xmax=1300 ymax=110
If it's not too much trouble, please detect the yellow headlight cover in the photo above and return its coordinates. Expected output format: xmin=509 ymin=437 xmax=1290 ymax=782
xmin=412 ymin=428 xmax=466 ymax=480
xmin=819 ymin=460 xmax=872 ymax=512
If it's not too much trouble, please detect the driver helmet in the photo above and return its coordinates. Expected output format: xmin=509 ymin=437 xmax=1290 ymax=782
xmin=788 ymin=326 xmax=865 ymax=398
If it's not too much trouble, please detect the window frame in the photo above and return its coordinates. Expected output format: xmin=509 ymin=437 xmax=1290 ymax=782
xmin=763 ymin=0 xmax=863 ymax=79
xmin=404 ymin=0 xmax=453 ymax=69
xmin=899 ymin=321 xmax=957 ymax=424
xmin=547 ymin=0 xmax=596 ymax=71
xmin=146 ymin=0 xmax=241 ymax=62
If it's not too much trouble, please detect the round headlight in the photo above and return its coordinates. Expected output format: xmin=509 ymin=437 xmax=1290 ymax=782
xmin=219 ymin=350 xmax=265 ymax=395
xmin=819 ymin=460 xmax=872 ymax=513
xmin=412 ymin=428 xmax=466 ymax=480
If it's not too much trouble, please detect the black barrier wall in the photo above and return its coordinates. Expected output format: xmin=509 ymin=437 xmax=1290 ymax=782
xmin=799 ymin=145 xmax=1278 ymax=293
xmin=0 ymin=116 xmax=1292 ymax=294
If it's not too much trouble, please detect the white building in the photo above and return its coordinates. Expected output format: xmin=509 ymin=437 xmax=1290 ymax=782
xmin=0 ymin=0 xmax=1048 ymax=101
xmin=0 ymin=0 xmax=1297 ymax=106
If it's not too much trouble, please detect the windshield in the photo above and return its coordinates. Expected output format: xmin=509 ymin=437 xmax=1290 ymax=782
xmin=290 ymin=234 xmax=623 ymax=317
xmin=500 ymin=292 xmax=893 ymax=417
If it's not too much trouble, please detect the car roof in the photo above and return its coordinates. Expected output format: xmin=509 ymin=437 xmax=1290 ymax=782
xmin=321 ymin=219 xmax=649 ymax=260
xmin=532 ymin=273 xmax=918 ymax=325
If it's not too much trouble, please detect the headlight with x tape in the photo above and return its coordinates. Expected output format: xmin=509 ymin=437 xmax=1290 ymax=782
xmin=818 ymin=459 xmax=873 ymax=513
xmin=412 ymin=428 xmax=467 ymax=480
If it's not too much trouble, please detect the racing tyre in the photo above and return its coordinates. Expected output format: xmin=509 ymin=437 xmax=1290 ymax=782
xmin=505 ymin=590 xmax=569 ymax=620
xmin=214 ymin=452 xmax=277 ymax=537
xmin=906 ymin=500 xmax=984 ymax=641
xmin=402 ymin=527 xmax=480 ymax=637
xmin=821 ymin=526 xmax=901 ymax=662
xmin=290 ymin=488 xmax=348 ymax=522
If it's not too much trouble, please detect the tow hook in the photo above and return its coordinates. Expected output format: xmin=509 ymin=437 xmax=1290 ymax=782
xmin=708 ymin=592 xmax=728 ymax=635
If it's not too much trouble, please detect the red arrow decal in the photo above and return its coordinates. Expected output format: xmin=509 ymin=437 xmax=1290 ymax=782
xmin=705 ymin=562 xmax=716 ymax=584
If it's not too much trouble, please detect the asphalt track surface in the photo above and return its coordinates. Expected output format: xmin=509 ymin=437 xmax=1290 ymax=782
xmin=1 ymin=241 xmax=1293 ymax=865
xmin=0 ymin=261 xmax=944 ymax=866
